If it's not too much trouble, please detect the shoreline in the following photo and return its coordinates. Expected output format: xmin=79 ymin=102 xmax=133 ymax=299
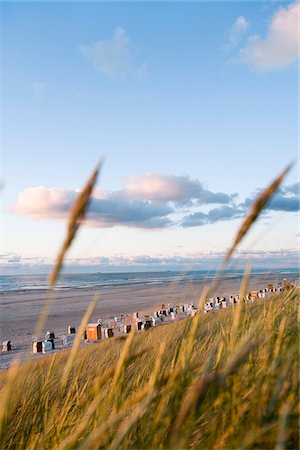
xmin=0 ymin=272 xmax=298 ymax=370
xmin=1 ymin=270 xmax=298 ymax=296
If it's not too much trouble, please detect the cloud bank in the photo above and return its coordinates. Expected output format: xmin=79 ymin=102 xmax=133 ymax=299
xmin=1 ymin=249 xmax=298 ymax=275
xmin=11 ymin=174 xmax=299 ymax=230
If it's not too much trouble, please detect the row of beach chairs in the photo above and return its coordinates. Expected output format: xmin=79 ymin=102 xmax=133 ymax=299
xmin=2 ymin=280 xmax=295 ymax=353
xmin=203 ymin=283 xmax=288 ymax=313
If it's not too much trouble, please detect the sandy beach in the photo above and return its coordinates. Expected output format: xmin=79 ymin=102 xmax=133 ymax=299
xmin=0 ymin=272 xmax=296 ymax=369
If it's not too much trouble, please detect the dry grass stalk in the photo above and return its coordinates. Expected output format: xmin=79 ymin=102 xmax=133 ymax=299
xmin=108 ymin=329 xmax=136 ymax=413
xmin=76 ymin=344 xmax=164 ymax=450
xmin=238 ymin=263 xmax=251 ymax=301
xmin=61 ymin=296 xmax=98 ymax=390
xmin=0 ymin=361 xmax=21 ymax=438
xmin=56 ymin=349 xmax=149 ymax=450
xmin=34 ymin=162 xmax=102 ymax=339
xmin=230 ymin=264 xmax=251 ymax=346
xmin=225 ymin=164 xmax=292 ymax=262
xmin=1 ymin=160 xmax=298 ymax=450
xmin=275 ymin=401 xmax=291 ymax=450
xmin=49 ymin=161 xmax=102 ymax=286
xmin=62 ymin=331 xmax=139 ymax=448
xmin=272 ymin=316 xmax=288 ymax=360
xmin=107 ymin=342 xmax=166 ymax=450
xmin=170 ymin=341 xmax=256 ymax=445
xmin=0 ymin=290 xmax=298 ymax=450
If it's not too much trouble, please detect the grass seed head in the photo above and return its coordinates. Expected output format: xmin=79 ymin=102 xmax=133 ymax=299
xmin=225 ymin=163 xmax=292 ymax=262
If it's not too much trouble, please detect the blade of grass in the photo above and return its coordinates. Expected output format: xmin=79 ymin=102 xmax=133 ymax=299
xmin=34 ymin=161 xmax=103 ymax=340
xmin=49 ymin=161 xmax=103 ymax=286
xmin=225 ymin=164 xmax=292 ymax=262
xmin=107 ymin=342 xmax=166 ymax=450
xmin=0 ymin=360 xmax=21 ymax=438
xmin=274 ymin=401 xmax=291 ymax=450
xmin=55 ymin=349 xmax=149 ymax=450
xmin=61 ymin=296 xmax=98 ymax=390
xmin=230 ymin=264 xmax=251 ymax=347
xmin=170 ymin=340 xmax=256 ymax=446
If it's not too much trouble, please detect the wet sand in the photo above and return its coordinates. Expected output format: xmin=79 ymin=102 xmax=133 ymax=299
xmin=0 ymin=272 xmax=294 ymax=369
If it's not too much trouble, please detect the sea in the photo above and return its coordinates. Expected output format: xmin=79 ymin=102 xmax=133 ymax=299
xmin=1 ymin=269 xmax=299 ymax=293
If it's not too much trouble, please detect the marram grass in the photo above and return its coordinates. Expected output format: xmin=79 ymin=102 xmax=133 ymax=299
xmin=0 ymin=288 xmax=299 ymax=450
xmin=33 ymin=162 xmax=102 ymax=341
xmin=225 ymin=163 xmax=292 ymax=261
xmin=1 ymin=162 xmax=298 ymax=449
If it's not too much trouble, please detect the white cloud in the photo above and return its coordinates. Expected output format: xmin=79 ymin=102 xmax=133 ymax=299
xmin=79 ymin=27 xmax=147 ymax=79
xmin=224 ymin=16 xmax=250 ymax=51
xmin=124 ymin=173 xmax=199 ymax=203
xmin=12 ymin=186 xmax=76 ymax=219
xmin=123 ymin=173 xmax=233 ymax=205
xmin=32 ymin=82 xmax=46 ymax=98
xmin=239 ymin=1 xmax=299 ymax=71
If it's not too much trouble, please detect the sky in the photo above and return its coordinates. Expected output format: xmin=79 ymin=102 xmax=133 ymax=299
xmin=1 ymin=0 xmax=299 ymax=274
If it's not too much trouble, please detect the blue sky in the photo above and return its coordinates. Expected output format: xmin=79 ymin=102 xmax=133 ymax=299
xmin=1 ymin=1 xmax=299 ymax=274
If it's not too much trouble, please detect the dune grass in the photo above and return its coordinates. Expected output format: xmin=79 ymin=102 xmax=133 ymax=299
xmin=1 ymin=162 xmax=298 ymax=449
xmin=0 ymin=288 xmax=299 ymax=450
